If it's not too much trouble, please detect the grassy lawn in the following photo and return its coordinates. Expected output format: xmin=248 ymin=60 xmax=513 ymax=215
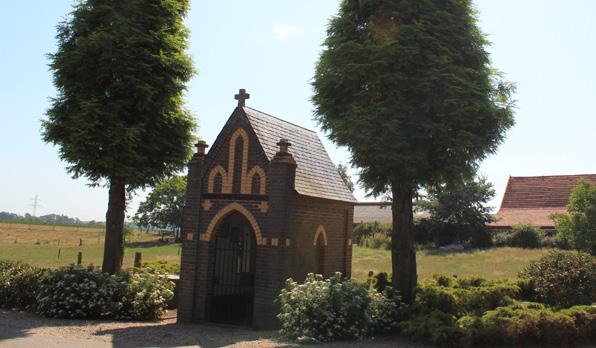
xmin=351 ymin=246 xmax=551 ymax=281
xmin=1 ymin=222 xmax=550 ymax=280
xmin=0 ymin=222 xmax=180 ymax=268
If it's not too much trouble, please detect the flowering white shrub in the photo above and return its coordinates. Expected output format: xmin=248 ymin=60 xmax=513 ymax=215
xmin=368 ymin=290 xmax=402 ymax=334
xmin=36 ymin=265 xmax=174 ymax=320
xmin=278 ymin=272 xmax=400 ymax=341
xmin=36 ymin=265 xmax=119 ymax=319
xmin=113 ymin=268 xmax=174 ymax=320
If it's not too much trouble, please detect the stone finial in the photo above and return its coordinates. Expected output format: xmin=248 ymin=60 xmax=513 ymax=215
xmin=196 ymin=140 xmax=209 ymax=156
xmin=234 ymin=88 xmax=250 ymax=107
xmin=277 ymin=138 xmax=291 ymax=153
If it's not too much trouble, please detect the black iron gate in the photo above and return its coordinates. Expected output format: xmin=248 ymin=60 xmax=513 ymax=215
xmin=209 ymin=214 xmax=256 ymax=325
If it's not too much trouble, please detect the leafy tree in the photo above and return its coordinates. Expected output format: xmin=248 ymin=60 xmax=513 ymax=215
xmin=312 ymin=0 xmax=515 ymax=302
xmin=134 ymin=176 xmax=186 ymax=233
xmin=338 ymin=163 xmax=355 ymax=192
xmin=43 ymin=0 xmax=195 ymax=273
xmin=551 ymin=180 xmax=596 ymax=254
xmin=417 ymin=176 xmax=495 ymax=246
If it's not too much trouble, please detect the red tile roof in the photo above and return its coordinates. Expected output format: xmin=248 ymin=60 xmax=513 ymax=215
xmin=490 ymin=174 xmax=596 ymax=229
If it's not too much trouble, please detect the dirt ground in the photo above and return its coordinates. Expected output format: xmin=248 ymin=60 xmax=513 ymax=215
xmin=0 ymin=309 xmax=429 ymax=348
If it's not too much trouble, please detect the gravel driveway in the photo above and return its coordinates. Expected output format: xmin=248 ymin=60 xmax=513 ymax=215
xmin=0 ymin=309 xmax=429 ymax=348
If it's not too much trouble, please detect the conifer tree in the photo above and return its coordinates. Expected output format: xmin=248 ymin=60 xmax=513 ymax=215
xmin=43 ymin=0 xmax=195 ymax=273
xmin=313 ymin=0 xmax=515 ymax=302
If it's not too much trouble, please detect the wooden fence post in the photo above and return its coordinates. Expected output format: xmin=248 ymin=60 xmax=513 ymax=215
xmin=57 ymin=248 xmax=61 ymax=259
xmin=77 ymin=252 xmax=82 ymax=265
xmin=134 ymin=252 xmax=142 ymax=268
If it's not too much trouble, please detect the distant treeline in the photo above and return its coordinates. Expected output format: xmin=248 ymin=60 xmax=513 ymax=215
xmin=0 ymin=211 xmax=104 ymax=227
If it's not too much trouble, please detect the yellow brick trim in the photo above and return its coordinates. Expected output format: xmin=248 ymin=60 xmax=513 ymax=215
xmin=226 ymin=128 xmax=249 ymax=193
xmin=186 ymin=233 xmax=194 ymax=241
xmin=202 ymin=199 xmax=212 ymax=211
xmin=347 ymin=239 xmax=352 ymax=246
xmin=313 ymin=225 xmax=328 ymax=246
xmin=207 ymin=165 xmax=227 ymax=193
xmin=243 ymin=165 xmax=267 ymax=194
xmin=271 ymin=238 xmax=279 ymax=246
xmin=259 ymin=201 xmax=269 ymax=213
xmin=285 ymin=238 xmax=291 ymax=247
xmin=203 ymin=202 xmax=264 ymax=245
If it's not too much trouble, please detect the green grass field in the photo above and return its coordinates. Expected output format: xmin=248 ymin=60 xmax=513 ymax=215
xmin=0 ymin=222 xmax=549 ymax=280
xmin=351 ymin=246 xmax=550 ymax=281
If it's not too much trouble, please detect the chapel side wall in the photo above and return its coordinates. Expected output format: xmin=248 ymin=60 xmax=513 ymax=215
xmin=284 ymin=195 xmax=353 ymax=283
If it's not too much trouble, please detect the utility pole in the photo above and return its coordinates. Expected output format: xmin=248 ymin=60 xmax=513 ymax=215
xmin=30 ymin=195 xmax=42 ymax=217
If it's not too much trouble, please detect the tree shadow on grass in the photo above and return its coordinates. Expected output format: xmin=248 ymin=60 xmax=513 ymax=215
xmin=124 ymin=240 xmax=180 ymax=249
xmin=421 ymin=248 xmax=481 ymax=256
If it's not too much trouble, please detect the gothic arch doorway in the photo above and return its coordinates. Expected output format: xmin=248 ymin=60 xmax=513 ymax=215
xmin=209 ymin=212 xmax=256 ymax=325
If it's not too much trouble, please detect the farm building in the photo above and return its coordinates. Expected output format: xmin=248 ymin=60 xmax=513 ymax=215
xmin=177 ymin=90 xmax=355 ymax=329
xmin=489 ymin=174 xmax=596 ymax=230
xmin=353 ymin=202 xmax=428 ymax=225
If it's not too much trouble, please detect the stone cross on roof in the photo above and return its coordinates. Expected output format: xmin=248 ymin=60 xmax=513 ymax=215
xmin=234 ymin=88 xmax=250 ymax=107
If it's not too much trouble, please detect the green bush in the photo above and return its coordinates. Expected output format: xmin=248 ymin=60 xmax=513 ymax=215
xmin=467 ymin=302 xmax=596 ymax=345
xmin=36 ymin=265 xmax=120 ymax=319
xmin=37 ymin=265 xmax=174 ymax=320
xmin=353 ymin=221 xmax=391 ymax=245
xmin=0 ymin=260 xmax=45 ymax=310
xmin=519 ymin=250 xmax=594 ymax=307
xmin=509 ymin=224 xmax=541 ymax=248
xmin=141 ymin=260 xmax=180 ymax=275
xmin=113 ymin=268 xmax=174 ymax=320
xmin=399 ymin=310 xmax=462 ymax=347
xmin=415 ymin=274 xmax=520 ymax=316
xmin=277 ymin=273 xmax=404 ymax=341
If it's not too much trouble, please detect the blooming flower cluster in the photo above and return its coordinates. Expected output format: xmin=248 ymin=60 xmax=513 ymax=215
xmin=277 ymin=272 xmax=404 ymax=342
xmin=36 ymin=265 xmax=174 ymax=320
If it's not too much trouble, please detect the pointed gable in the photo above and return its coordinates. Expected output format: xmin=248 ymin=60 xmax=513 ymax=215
xmin=243 ymin=107 xmax=356 ymax=203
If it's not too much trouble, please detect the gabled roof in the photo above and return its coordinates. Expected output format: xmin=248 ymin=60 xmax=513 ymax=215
xmin=242 ymin=107 xmax=356 ymax=203
xmin=353 ymin=202 xmax=429 ymax=224
xmin=490 ymin=174 xmax=596 ymax=228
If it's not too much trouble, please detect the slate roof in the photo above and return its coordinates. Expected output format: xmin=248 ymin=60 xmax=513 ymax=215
xmin=353 ymin=202 xmax=429 ymax=224
xmin=490 ymin=174 xmax=596 ymax=228
xmin=243 ymin=107 xmax=356 ymax=203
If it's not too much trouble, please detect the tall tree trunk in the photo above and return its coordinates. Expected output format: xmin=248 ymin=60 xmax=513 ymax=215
xmin=391 ymin=182 xmax=417 ymax=303
xmin=102 ymin=179 xmax=126 ymax=274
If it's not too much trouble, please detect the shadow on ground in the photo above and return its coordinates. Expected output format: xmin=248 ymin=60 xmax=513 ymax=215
xmin=0 ymin=309 xmax=430 ymax=347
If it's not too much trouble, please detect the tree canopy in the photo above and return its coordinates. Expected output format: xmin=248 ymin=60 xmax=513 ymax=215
xmin=417 ymin=176 xmax=495 ymax=247
xmin=313 ymin=0 xmax=515 ymax=302
xmin=338 ymin=163 xmax=355 ymax=192
xmin=43 ymin=0 xmax=196 ymax=273
xmin=552 ymin=180 xmax=596 ymax=254
xmin=134 ymin=176 xmax=186 ymax=231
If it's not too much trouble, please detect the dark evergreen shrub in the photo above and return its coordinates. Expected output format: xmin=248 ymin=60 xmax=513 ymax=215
xmin=509 ymin=224 xmax=541 ymax=248
xmin=0 ymin=260 xmax=45 ymax=310
xmin=519 ymin=250 xmax=594 ymax=307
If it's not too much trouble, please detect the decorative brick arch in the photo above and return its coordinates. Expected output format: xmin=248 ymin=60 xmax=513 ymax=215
xmin=313 ymin=225 xmax=328 ymax=246
xmin=202 ymin=202 xmax=264 ymax=245
xmin=243 ymin=165 xmax=267 ymax=194
xmin=207 ymin=165 xmax=227 ymax=193
xmin=226 ymin=128 xmax=249 ymax=192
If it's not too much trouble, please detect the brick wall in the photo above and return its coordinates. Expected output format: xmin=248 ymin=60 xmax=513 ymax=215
xmin=284 ymin=195 xmax=354 ymax=283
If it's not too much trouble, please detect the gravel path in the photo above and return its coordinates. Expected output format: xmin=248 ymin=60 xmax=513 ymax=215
xmin=0 ymin=309 xmax=429 ymax=348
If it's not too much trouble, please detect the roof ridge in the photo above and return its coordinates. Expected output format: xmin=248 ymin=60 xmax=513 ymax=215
xmin=243 ymin=106 xmax=317 ymax=134
xmin=511 ymin=174 xmax=596 ymax=179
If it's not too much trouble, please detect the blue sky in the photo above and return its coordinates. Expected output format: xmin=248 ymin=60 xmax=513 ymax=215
xmin=0 ymin=1 xmax=595 ymax=221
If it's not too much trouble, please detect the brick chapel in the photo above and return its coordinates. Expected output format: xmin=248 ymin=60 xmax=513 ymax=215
xmin=177 ymin=89 xmax=356 ymax=329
